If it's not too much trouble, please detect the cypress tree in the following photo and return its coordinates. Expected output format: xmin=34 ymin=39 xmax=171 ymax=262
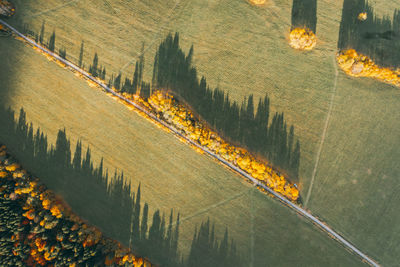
xmin=131 ymin=184 xmax=141 ymax=249
xmin=122 ymin=77 xmax=132 ymax=93
xmin=287 ymin=125 xmax=294 ymax=170
xmin=291 ymin=0 xmax=317 ymax=33
xmin=48 ymin=31 xmax=56 ymax=52
xmin=138 ymin=43 xmax=145 ymax=86
xmin=140 ymin=203 xmax=149 ymax=242
xmin=290 ymin=140 xmax=301 ymax=179
xmin=245 ymin=95 xmax=255 ymax=148
xmin=39 ymin=21 xmax=45 ymax=44
xmin=132 ymin=61 xmax=140 ymax=94
xmin=101 ymin=67 xmax=106 ymax=80
xmin=78 ymin=41 xmax=84 ymax=68
xmin=59 ymin=47 xmax=67 ymax=59
xmin=152 ymin=32 xmax=301 ymax=180
xmin=114 ymin=73 xmax=121 ymax=90
xmin=90 ymin=53 xmax=99 ymax=77
xmin=72 ymin=140 xmax=82 ymax=170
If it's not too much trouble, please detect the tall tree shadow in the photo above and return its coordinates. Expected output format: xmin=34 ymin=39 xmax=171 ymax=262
xmin=338 ymin=0 xmax=400 ymax=68
xmin=0 ymin=106 xmax=245 ymax=266
xmin=0 ymin=34 xmax=16 ymax=107
xmin=291 ymin=0 xmax=317 ymax=33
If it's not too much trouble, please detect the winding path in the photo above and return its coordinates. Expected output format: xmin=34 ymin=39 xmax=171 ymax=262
xmin=0 ymin=19 xmax=379 ymax=267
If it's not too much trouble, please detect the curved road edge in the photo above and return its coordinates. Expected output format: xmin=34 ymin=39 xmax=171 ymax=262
xmin=0 ymin=18 xmax=379 ymax=267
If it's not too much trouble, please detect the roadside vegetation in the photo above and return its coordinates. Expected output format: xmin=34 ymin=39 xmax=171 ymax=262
xmin=147 ymin=91 xmax=299 ymax=201
xmin=152 ymin=34 xmax=301 ymax=182
xmin=14 ymin=24 xmax=302 ymax=201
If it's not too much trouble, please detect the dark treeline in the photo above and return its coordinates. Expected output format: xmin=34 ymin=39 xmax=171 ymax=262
xmin=338 ymin=0 xmax=400 ymax=68
xmin=291 ymin=0 xmax=317 ymax=32
xmin=0 ymin=106 xmax=244 ymax=266
xmin=153 ymin=33 xmax=300 ymax=180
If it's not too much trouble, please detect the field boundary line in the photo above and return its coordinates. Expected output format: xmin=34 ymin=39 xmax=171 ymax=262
xmin=304 ymin=55 xmax=339 ymax=207
xmin=25 ymin=0 xmax=80 ymax=18
xmin=0 ymin=19 xmax=379 ymax=267
xmin=119 ymin=0 xmax=185 ymax=72
xmin=170 ymin=189 xmax=250 ymax=227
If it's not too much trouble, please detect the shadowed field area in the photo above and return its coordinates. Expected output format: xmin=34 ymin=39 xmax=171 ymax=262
xmin=0 ymin=36 xmax=364 ymax=265
xmin=2 ymin=0 xmax=400 ymax=264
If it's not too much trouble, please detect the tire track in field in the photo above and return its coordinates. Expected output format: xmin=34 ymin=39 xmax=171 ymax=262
xmin=304 ymin=55 xmax=339 ymax=207
xmin=25 ymin=0 xmax=80 ymax=18
xmin=119 ymin=0 xmax=188 ymax=72
xmin=170 ymin=189 xmax=250 ymax=227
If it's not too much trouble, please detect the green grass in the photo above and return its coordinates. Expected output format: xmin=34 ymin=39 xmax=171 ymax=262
xmin=308 ymin=73 xmax=400 ymax=266
xmin=3 ymin=0 xmax=400 ymax=264
xmin=0 ymin=36 xmax=364 ymax=265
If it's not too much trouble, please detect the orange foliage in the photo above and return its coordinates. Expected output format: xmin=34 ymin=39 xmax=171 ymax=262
xmin=148 ymin=92 xmax=299 ymax=201
xmin=50 ymin=205 xmax=63 ymax=218
xmin=42 ymin=199 xmax=51 ymax=209
xmin=35 ymin=237 xmax=46 ymax=252
xmin=248 ymin=0 xmax=266 ymax=6
xmin=289 ymin=28 xmax=317 ymax=51
xmin=5 ymin=163 xmax=20 ymax=172
xmin=337 ymin=49 xmax=400 ymax=88
xmin=23 ymin=209 xmax=35 ymax=220
xmin=358 ymin=12 xmax=367 ymax=21
xmin=105 ymin=255 xmax=115 ymax=266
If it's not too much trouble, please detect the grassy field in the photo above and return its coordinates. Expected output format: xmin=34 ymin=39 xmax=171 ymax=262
xmin=3 ymin=0 xmax=400 ymax=264
xmin=0 ymin=37 xmax=365 ymax=265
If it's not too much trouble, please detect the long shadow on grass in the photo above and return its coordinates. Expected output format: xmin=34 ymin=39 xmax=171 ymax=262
xmin=0 ymin=106 xmax=245 ymax=266
xmin=291 ymin=0 xmax=317 ymax=33
xmin=0 ymin=35 xmax=15 ymax=108
xmin=338 ymin=0 xmax=400 ymax=68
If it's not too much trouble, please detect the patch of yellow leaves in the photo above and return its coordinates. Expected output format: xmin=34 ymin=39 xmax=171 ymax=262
xmin=5 ymin=163 xmax=20 ymax=172
xmin=248 ymin=0 xmax=266 ymax=6
xmin=358 ymin=12 xmax=367 ymax=21
xmin=289 ymin=28 xmax=317 ymax=51
xmin=337 ymin=49 xmax=400 ymax=88
xmin=149 ymin=91 xmax=299 ymax=201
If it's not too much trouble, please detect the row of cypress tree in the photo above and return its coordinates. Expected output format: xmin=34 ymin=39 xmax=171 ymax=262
xmin=338 ymin=0 xmax=400 ymax=68
xmin=20 ymin=23 xmax=301 ymax=180
xmin=152 ymin=33 xmax=300 ymax=179
xmin=0 ymin=106 xmax=244 ymax=266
